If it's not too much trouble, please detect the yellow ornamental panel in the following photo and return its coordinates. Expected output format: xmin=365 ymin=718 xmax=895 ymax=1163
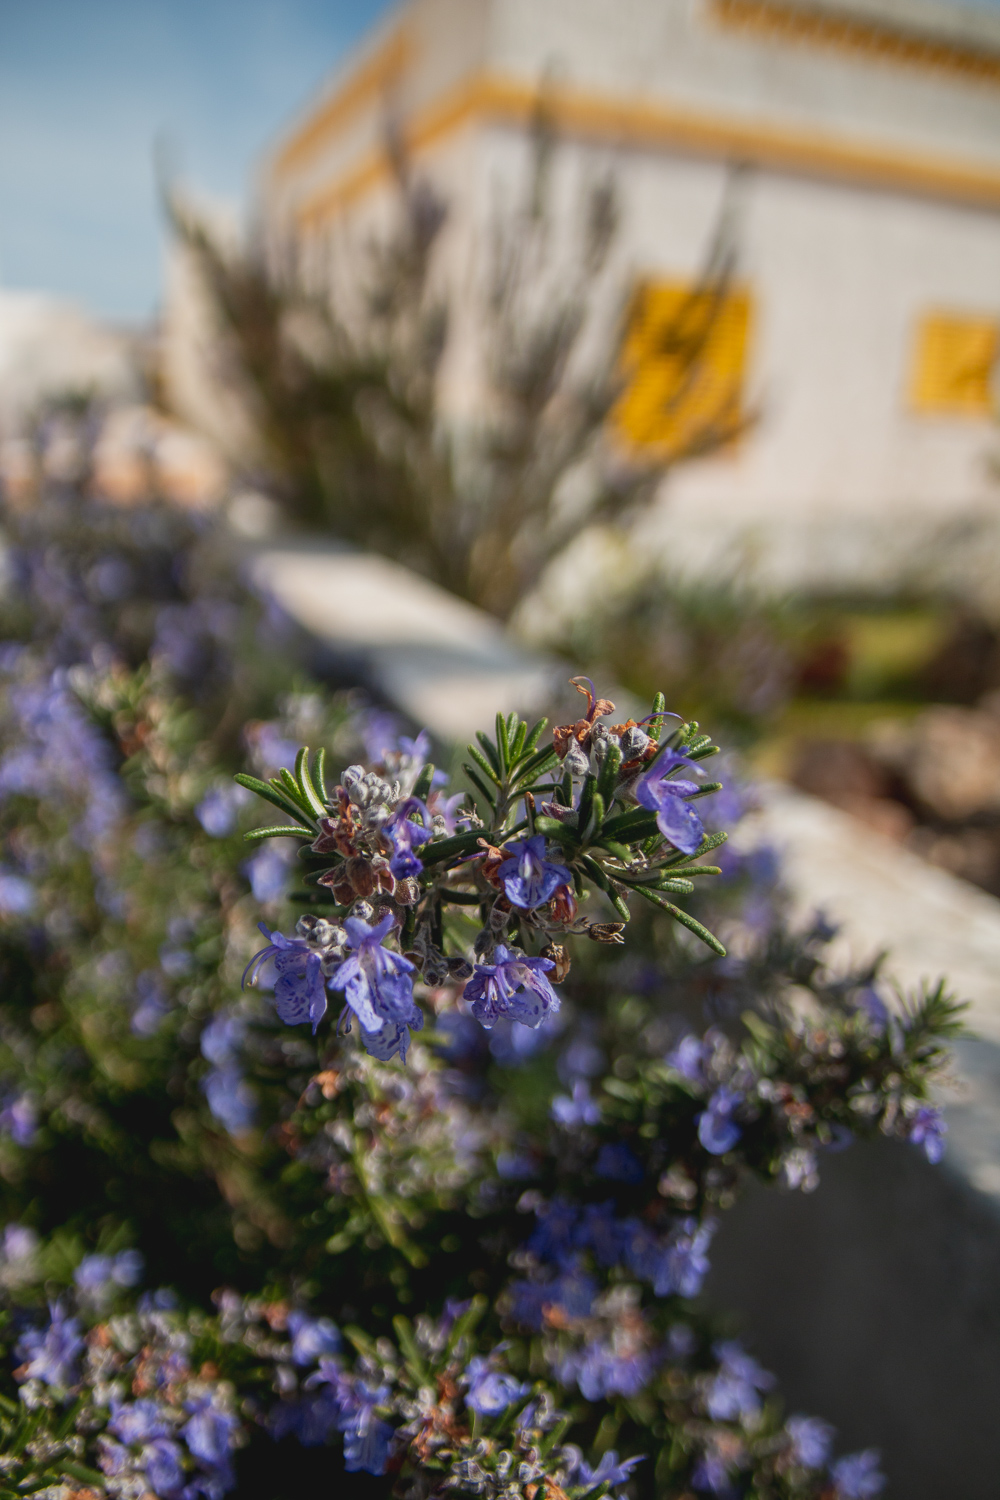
xmin=910 ymin=313 xmax=999 ymax=416
xmin=615 ymin=280 xmax=753 ymax=457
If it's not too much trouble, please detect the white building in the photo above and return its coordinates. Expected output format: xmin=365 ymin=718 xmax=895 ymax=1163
xmin=259 ymin=0 xmax=1000 ymax=593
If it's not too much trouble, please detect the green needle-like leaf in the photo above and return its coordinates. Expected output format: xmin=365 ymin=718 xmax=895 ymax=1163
xmin=295 ymin=747 xmax=328 ymax=819
xmin=312 ymin=746 xmax=328 ymax=804
xmin=411 ymin=763 xmax=435 ymax=802
xmin=634 ymin=887 xmax=726 ymax=954
xmin=243 ymin=825 xmax=314 ymax=842
xmin=467 ymin=743 xmax=501 ymax=784
xmin=234 ymin=773 xmax=314 ymax=828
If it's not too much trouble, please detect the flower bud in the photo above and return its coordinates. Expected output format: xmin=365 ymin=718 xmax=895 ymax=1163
xmin=539 ymin=942 xmax=571 ymax=982
xmin=563 ymin=741 xmax=589 ymax=779
xmin=344 ymin=856 xmax=376 ymax=898
xmin=393 ymin=876 xmax=421 ymax=906
xmin=620 ymin=724 xmax=651 ymax=759
xmin=587 ymin=922 xmax=626 ymax=944
xmin=317 ymin=866 xmax=355 ymax=904
xmin=488 ymin=895 xmax=512 ymax=931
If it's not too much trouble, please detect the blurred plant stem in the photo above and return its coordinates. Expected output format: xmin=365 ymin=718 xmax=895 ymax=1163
xmin=166 ymin=126 xmax=745 ymax=620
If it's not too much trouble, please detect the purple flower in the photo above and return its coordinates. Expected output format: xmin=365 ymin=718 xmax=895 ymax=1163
xmin=831 ymin=1450 xmax=885 ymax=1498
xmin=329 ymin=914 xmax=420 ymax=1047
xmin=287 ymin=1310 xmax=342 ymax=1366
xmin=697 ymin=1087 xmax=743 ymax=1155
xmin=559 ymin=1341 xmax=656 ymax=1400
xmin=383 ymin=797 xmax=432 ymax=879
xmin=204 ymin=1068 xmax=257 ymax=1134
xmin=428 ymin=789 xmax=466 ymax=834
xmin=357 ymin=1015 xmax=424 ymax=1063
xmin=667 ymin=1323 xmax=697 ymax=1360
xmin=634 ymin=748 xmax=704 ymax=855
xmin=343 ymin=1414 xmax=394 ymax=1475
xmin=0 ymin=1091 xmax=37 ymax=1146
xmin=706 ymin=1341 xmax=775 ymax=1421
xmin=510 ymin=1261 xmax=597 ymax=1329
xmin=3 ymin=1224 xmax=37 ymax=1263
xmin=595 ymin=1142 xmax=644 ymax=1183
xmin=496 ymin=835 xmax=572 ymax=910
xmin=463 ymin=1356 xmax=530 ymax=1416
xmin=131 ymin=971 xmax=169 ymax=1037
xmin=553 ymin=1266 xmax=598 ymax=1319
xmin=558 ymin=1036 xmax=605 ymax=1083
xmin=551 ymin=1080 xmax=601 ymax=1127
xmin=195 ymin=784 xmax=247 ymax=838
xmin=244 ymin=923 xmax=328 ymax=1033
xmin=576 ymin=1450 xmax=647 ymax=1491
xmin=358 ymin=708 xmax=404 ymax=764
xmin=200 ymin=1012 xmax=245 ymax=1068
xmin=244 ymin=842 xmax=291 ymax=903
xmin=397 ymin=731 xmax=431 ymax=763
xmin=464 ymin=945 xmax=561 ymax=1030
xmin=666 ymin=1034 xmax=708 ymax=1084
xmin=109 ymin=1399 xmax=172 ymax=1444
xmin=270 ymin=1390 xmax=341 ymax=1446
xmin=786 ymin=1415 xmax=834 ymax=1469
xmin=15 ymin=1302 xmax=83 ymax=1387
xmin=181 ymin=1393 xmax=239 ymax=1474
xmin=488 ymin=1013 xmax=561 ymax=1065
xmin=528 ymin=1197 xmax=580 ymax=1265
xmin=855 ymin=987 xmax=889 ymax=1033
xmin=313 ymin=1370 xmax=394 ymax=1476
xmin=247 ymin=720 xmax=297 ymax=775
xmin=74 ymin=1249 xmax=143 ymax=1302
xmin=658 ymin=1218 xmax=716 ymax=1298
xmin=907 ymin=1105 xmax=946 ymax=1164
xmin=580 ymin=1201 xmax=627 ymax=1269
xmin=143 ymin=1437 xmax=185 ymax=1495
xmin=0 ymin=870 xmax=34 ymax=916
xmin=691 ymin=1450 xmax=733 ymax=1494
xmin=507 ymin=1280 xmax=550 ymax=1330
xmin=619 ymin=1217 xmax=712 ymax=1297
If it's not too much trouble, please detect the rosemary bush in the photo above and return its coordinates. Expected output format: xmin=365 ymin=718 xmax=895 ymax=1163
xmin=0 ymin=468 xmax=960 ymax=1497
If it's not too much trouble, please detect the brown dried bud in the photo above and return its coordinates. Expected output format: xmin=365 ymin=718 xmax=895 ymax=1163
xmin=477 ymin=838 xmax=505 ymax=889
xmin=423 ymin=953 xmax=450 ymax=986
xmin=447 ymin=955 xmax=474 ymax=981
xmin=488 ymin=895 xmax=512 ymax=931
xmin=344 ymin=856 xmax=376 ymax=899
xmin=540 ymin=942 xmax=571 ymax=982
xmin=393 ymin=877 xmax=421 ymax=907
xmin=549 ymin=886 xmax=578 ymax=925
xmin=318 ymin=866 xmax=354 ymax=904
xmin=311 ymin=816 xmax=342 ymax=854
xmin=587 ymin=921 xmax=627 ymax=945
xmin=313 ymin=1069 xmax=340 ymax=1099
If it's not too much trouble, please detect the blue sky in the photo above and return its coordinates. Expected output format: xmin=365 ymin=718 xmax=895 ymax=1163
xmin=4 ymin=0 xmax=1000 ymax=325
xmin=0 ymin=0 xmax=395 ymax=322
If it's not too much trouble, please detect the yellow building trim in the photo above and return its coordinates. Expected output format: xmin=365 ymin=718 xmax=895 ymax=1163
xmin=708 ymin=0 xmax=1000 ymax=87
xmin=272 ymin=28 xmax=413 ymax=178
xmin=291 ymin=72 xmax=1000 ymax=232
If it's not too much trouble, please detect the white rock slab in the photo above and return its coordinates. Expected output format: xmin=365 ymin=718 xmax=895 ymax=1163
xmin=248 ymin=542 xmax=563 ymax=744
xmin=739 ymin=781 xmax=1000 ymax=1045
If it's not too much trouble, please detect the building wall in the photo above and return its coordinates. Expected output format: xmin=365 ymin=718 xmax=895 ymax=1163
xmin=257 ymin=0 xmax=1000 ymax=590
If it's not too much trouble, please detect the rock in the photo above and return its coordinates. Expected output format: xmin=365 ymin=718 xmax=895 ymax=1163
xmin=869 ymin=706 xmax=1000 ymax=821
